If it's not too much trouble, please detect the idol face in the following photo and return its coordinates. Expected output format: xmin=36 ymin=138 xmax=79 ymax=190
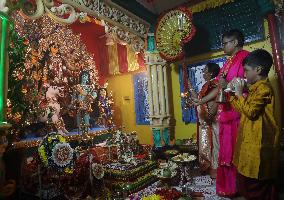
xmin=81 ymin=73 xmax=89 ymax=84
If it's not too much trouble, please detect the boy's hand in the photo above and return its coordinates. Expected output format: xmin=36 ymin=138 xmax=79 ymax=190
xmin=234 ymin=78 xmax=246 ymax=97
xmin=227 ymin=81 xmax=233 ymax=90
xmin=219 ymin=77 xmax=227 ymax=89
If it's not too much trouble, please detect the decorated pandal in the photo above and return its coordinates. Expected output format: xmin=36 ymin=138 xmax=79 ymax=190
xmin=2 ymin=4 xmax=230 ymax=200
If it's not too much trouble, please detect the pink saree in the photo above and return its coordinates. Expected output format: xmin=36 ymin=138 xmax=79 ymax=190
xmin=215 ymin=50 xmax=249 ymax=196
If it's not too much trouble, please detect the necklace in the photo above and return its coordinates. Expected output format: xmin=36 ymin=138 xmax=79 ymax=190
xmin=221 ymin=55 xmax=234 ymax=78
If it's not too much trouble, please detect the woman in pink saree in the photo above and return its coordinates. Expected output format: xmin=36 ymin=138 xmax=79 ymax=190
xmin=216 ymin=29 xmax=249 ymax=197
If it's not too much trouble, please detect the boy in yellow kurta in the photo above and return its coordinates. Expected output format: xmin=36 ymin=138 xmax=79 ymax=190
xmin=229 ymin=49 xmax=280 ymax=200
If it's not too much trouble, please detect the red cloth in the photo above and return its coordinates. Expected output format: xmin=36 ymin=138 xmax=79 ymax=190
xmin=97 ymin=37 xmax=110 ymax=77
xmin=137 ymin=52 xmax=145 ymax=68
xmin=70 ymin=22 xmax=108 ymax=85
xmin=69 ymin=22 xmax=144 ymax=79
xmin=117 ymin=43 xmax=128 ymax=73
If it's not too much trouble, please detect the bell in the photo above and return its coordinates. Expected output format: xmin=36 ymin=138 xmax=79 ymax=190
xmin=216 ymin=89 xmax=227 ymax=103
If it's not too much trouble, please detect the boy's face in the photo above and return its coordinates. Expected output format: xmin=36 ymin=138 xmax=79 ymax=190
xmin=244 ymin=64 xmax=259 ymax=84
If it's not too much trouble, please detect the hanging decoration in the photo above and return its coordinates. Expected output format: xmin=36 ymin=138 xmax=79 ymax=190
xmin=62 ymin=0 xmax=149 ymax=37
xmin=155 ymin=7 xmax=196 ymax=62
xmin=103 ymin=21 xmax=145 ymax=54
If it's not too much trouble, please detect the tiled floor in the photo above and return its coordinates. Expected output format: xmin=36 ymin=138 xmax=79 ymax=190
xmin=232 ymin=197 xmax=245 ymax=200
xmin=130 ymin=175 xmax=229 ymax=200
xmin=130 ymin=174 xmax=284 ymax=200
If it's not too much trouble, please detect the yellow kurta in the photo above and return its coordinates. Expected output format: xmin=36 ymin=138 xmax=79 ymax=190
xmin=230 ymin=78 xmax=280 ymax=180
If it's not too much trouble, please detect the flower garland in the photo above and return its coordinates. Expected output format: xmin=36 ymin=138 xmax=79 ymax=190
xmin=38 ymin=132 xmax=74 ymax=173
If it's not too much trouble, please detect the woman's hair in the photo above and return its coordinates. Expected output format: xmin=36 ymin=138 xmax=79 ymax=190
xmin=222 ymin=29 xmax=245 ymax=47
xmin=206 ymin=62 xmax=220 ymax=79
xmin=242 ymin=49 xmax=273 ymax=76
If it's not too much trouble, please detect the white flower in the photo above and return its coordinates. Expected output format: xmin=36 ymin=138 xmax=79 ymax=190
xmin=91 ymin=163 xmax=104 ymax=179
xmin=51 ymin=142 xmax=73 ymax=167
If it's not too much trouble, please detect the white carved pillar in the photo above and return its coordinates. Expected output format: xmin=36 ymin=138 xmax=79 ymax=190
xmin=146 ymin=65 xmax=154 ymax=118
xmin=151 ymin=64 xmax=159 ymax=117
xmin=157 ymin=64 xmax=166 ymax=117
xmin=163 ymin=65 xmax=170 ymax=116
xmin=145 ymin=51 xmax=174 ymax=147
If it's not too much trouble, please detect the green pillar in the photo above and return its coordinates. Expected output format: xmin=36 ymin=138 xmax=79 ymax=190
xmin=152 ymin=127 xmax=162 ymax=147
xmin=162 ymin=127 xmax=170 ymax=146
xmin=0 ymin=12 xmax=11 ymax=133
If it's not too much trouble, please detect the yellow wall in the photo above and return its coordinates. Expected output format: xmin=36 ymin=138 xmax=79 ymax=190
xmin=170 ymin=65 xmax=197 ymax=141
xmin=108 ymin=20 xmax=282 ymax=144
xmin=107 ymin=70 xmax=153 ymax=145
